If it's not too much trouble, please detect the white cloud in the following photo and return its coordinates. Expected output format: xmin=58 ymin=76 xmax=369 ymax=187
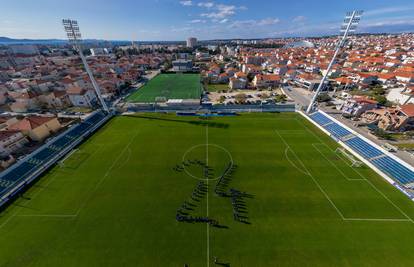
xmin=229 ymin=18 xmax=280 ymax=28
xmin=179 ymin=0 xmax=193 ymax=6
xmin=219 ymin=19 xmax=228 ymax=24
xmin=189 ymin=19 xmax=207 ymax=24
xmin=199 ymin=3 xmax=248 ymax=20
xmin=364 ymin=6 xmax=414 ymax=16
xmin=293 ymin=16 xmax=306 ymax=23
xmin=257 ymin=18 xmax=280 ymax=26
xmin=198 ymin=2 xmax=214 ymax=8
xmin=201 ymin=4 xmax=237 ymax=19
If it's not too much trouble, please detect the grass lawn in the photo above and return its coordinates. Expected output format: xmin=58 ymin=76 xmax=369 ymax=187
xmin=395 ymin=143 xmax=414 ymax=151
xmin=206 ymin=83 xmax=229 ymax=92
xmin=2 ymin=113 xmax=414 ymax=266
xmin=127 ymin=73 xmax=201 ymax=103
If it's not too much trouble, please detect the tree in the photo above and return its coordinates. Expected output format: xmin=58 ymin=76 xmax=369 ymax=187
xmin=373 ymin=128 xmax=392 ymax=140
xmin=275 ymin=94 xmax=287 ymax=103
xmin=219 ymin=96 xmax=226 ymax=103
xmin=374 ymin=95 xmax=387 ymax=105
xmin=247 ymin=73 xmax=255 ymax=82
xmin=317 ymin=93 xmax=331 ymax=102
xmin=234 ymin=93 xmax=247 ymax=104
xmin=164 ymin=60 xmax=172 ymax=70
xmin=260 ymin=93 xmax=269 ymax=100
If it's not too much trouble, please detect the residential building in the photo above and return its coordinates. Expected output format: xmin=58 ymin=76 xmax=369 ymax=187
xmin=8 ymin=116 xmax=62 ymax=141
xmin=253 ymin=74 xmax=281 ymax=89
xmin=67 ymin=87 xmax=97 ymax=108
xmin=186 ymin=37 xmax=197 ymax=48
xmin=0 ymin=130 xmax=28 ymax=156
xmin=339 ymin=96 xmax=378 ymax=118
xmin=172 ymin=60 xmax=193 ymax=71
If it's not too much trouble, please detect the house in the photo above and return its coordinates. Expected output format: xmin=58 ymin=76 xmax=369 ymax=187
xmin=229 ymin=77 xmax=247 ymax=90
xmin=377 ymin=73 xmax=397 ymax=85
xmin=339 ymin=96 xmax=378 ymax=118
xmin=8 ymin=116 xmax=62 ymax=141
xmin=242 ymin=64 xmax=262 ymax=75
xmin=217 ymin=73 xmax=230 ymax=84
xmin=0 ymin=130 xmax=29 ymax=156
xmin=172 ymin=60 xmax=193 ymax=71
xmin=271 ymin=65 xmax=288 ymax=76
xmin=38 ymin=91 xmax=71 ymax=109
xmin=395 ymin=72 xmax=414 ymax=84
xmin=294 ymin=73 xmax=322 ymax=91
xmin=67 ymin=86 xmax=97 ymax=108
xmin=8 ymin=90 xmax=39 ymax=112
xmin=253 ymin=74 xmax=281 ymax=89
xmin=355 ymin=72 xmax=378 ymax=86
xmin=0 ymin=116 xmax=19 ymax=130
xmin=333 ymin=77 xmax=354 ymax=90
xmin=365 ymin=104 xmax=414 ymax=131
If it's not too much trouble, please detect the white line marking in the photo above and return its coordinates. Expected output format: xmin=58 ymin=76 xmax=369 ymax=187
xmin=0 ymin=145 xmax=106 ymax=229
xmin=73 ymin=131 xmax=139 ymax=217
xmin=276 ymin=130 xmax=346 ymax=220
xmin=343 ymin=218 xmax=411 ymax=222
xmin=59 ymin=148 xmax=79 ymax=165
xmin=16 ymin=214 xmax=77 ymax=218
xmin=206 ymin=125 xmax=210 ymax=267
xmin=312 ymin=144 xmax=365 ymax=181
xmin=295 ymin=118 xmax=414 ymax=223
xmin=283 ymin=147 xmax=310 ymax=176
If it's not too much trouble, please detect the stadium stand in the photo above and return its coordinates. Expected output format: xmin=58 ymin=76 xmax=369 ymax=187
xmin=308 ymin=111 xmax=414 ymax=189
xmin=309 ymin=112 xmax=333 ymax=126
xmin=372 ymin=156 xmax=414 ymax=185
xmin=324 ymin=123 xmax=352 ymax=138
xmin=0 ymin=110 xmax=112 ymax=208
xmin=344 ymin=137 xmax=383 ymax=158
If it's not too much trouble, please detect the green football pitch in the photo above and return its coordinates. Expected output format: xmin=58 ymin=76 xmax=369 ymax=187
xmin=127 ymin=73 xmax=201 ymax=103
xmin=2 ymin=113 xmax=414 ymax=266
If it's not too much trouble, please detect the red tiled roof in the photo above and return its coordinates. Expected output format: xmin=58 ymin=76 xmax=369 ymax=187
xmin=400 ymin=104 xmax=414 ymax=117
xmin=8 ymin=116 xmax=56 ymax=131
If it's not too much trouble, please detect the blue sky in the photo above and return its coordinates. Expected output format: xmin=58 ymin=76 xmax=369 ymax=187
xmin=0 ymin=0 xmax=413 ymax=41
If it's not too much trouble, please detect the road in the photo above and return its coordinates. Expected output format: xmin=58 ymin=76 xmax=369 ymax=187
xmin=282 ymin=86 xmax=312 ymax=108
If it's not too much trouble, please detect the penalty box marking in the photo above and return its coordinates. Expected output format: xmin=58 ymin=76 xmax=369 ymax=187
xmin=294 ymin=117 xmax=414 ymax=224
xmin=276 ymin=130 xmax=412 ymax=223
xmin=0 ymin=132 xmax=139 ymax=228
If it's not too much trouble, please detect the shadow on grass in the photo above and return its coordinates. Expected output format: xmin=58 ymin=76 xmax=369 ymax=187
xmin=124 ymin=115 xmax=230 ymax=129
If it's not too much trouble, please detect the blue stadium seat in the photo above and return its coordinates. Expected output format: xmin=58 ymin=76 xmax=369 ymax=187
xmin=309 ymin=111 xmax=414 ymax=188
xmin=344 ymin=137 xmax=383 ymax=159
xmin=0 ymin=111 xmax=108 ymax=201
xmin=309 ymin=112 xmax=333 ymax=126
xmin=372 ymin=157 xmax=414 ymax=185
xmin=324 ymin=123 xmax=352 ymax=138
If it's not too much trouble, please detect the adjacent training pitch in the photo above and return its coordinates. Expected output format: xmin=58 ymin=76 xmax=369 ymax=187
xmin=2 ymin=113 xmax=414 ymax=266
xmin=127 ymin=73 xmax=201 ymax=103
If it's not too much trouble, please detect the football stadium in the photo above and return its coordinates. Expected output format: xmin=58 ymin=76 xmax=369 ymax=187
xmin=127 ymin=73 xmax=202 ymax=103
xmin=2 ymin=111 xmax=414 ymax=266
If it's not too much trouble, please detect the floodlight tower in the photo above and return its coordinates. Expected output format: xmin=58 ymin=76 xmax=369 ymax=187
xmin=62 ymin=19 xmax=109 ymax=112
xmin=306 ymin=10 xmax=363 ymax=114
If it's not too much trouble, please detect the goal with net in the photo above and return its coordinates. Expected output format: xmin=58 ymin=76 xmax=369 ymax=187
xmin=335 ymin=147 xmax=363 ymax=167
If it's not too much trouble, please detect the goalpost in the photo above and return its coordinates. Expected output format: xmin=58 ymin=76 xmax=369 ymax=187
xmin=335 ymin=147 xmax=363 ymax=167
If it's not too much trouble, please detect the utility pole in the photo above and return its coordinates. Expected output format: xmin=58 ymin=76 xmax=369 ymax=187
xmin=306 ymin=10 xmax=363 ymax=113
xmin=62 ymin=19 xmax=109 ymax=112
